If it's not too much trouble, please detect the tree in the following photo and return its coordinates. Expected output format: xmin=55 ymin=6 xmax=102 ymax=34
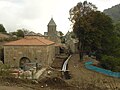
xmin=11 ymin=28 xmax=29 ymax=37
xmin=22 ymin=28 xmax=31 ymax=35
xmin=69 ymin=1 xmax=114 ymax=61
xmin=114 ymin=22 xmax=120 ymax=37
xmin=69 ymin=1 xmax=97 ymax=61
xmin=16 ymin=29 xmax=24 ymax=37
xmin=58 ymin=31 xmax=64 ymax=37
xmin=0 ymin=24 xmax=7 ymax=33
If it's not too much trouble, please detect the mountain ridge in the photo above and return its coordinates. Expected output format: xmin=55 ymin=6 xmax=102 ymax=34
xmin=103 ymin=4 xmax=120 ymax=22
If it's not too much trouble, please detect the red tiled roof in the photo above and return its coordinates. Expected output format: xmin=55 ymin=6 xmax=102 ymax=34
xmin=4 ymin=38 xmax=55 ymax=46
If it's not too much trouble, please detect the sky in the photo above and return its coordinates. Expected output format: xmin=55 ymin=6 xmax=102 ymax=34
xmin=0 ymin=0 xmax=120 ymax=35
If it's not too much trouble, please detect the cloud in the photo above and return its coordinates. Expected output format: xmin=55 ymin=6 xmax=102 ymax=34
xmin=0 ymin=0 xmax=120 ymax=34
xmin=17 ymin=0 xmax=42 ymax=20
xmin=0 ymin=0 xmax=43 ymax=32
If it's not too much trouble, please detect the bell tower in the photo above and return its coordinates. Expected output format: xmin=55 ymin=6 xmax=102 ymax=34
xmin=47 ymin=18 xmax=57 ymax=35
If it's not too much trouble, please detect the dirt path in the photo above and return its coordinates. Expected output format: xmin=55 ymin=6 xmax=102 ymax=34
xmin=66 ymin=54 xmax=120 ymax=90
xmin=0 ymin=54 xmax=119 ymax=90
xmin=0 ymin=86 xmax=33 ymax=90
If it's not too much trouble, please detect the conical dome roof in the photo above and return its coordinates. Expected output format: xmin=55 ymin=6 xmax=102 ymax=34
xmin=48 ymin=18 xmax=56 ymax=26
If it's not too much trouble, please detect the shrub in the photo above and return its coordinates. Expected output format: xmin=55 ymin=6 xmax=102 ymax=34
xmin=100 ymin=55 xmax=120 ymax=72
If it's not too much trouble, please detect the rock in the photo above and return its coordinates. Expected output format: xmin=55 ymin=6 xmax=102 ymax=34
xmin=41 ymin=85 xmax=44 ymax=88
xmin=6 ymin=82 xmax=10 ymax=86
xmin=106 ymin=85 xmax=111 ymax=89
xmin=32 ymin=80 xmax=38 ymax=84
xmin=45 ymin=84 xmax=48 ymax=87
xmin=47 ymin=70 xmax=52 ymax=75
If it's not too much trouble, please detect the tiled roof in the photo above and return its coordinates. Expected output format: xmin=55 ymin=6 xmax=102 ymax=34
xmin=4 ymin=38 xmax=55 ymax=46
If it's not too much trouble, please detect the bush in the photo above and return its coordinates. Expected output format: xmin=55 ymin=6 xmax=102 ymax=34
xmin=100 ymin=55 xmax=120 ymax=72
xmin=0 ymin=64 xmax=11 ymax=77
xmin=0 ymin=37 xmax=20 ymax=42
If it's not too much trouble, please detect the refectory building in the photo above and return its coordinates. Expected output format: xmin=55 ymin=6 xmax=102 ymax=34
xmin=4 ymin=34 xmax=55 ymax=69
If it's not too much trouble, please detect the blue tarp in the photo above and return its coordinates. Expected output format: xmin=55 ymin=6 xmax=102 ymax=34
xmin=85 ymin=61 xmax=120 ymax=78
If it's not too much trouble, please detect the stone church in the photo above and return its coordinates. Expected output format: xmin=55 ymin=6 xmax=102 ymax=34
xmin=3 ymin=18 xmax=62 ymax=69
xmin=44 ymin=18 xmax=61 ymax=54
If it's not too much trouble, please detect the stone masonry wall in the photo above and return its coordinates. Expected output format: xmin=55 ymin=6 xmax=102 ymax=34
xmin=4 ymin=45 xmax=55 ymax=68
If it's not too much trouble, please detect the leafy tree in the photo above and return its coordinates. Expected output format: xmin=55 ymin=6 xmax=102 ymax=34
xmin=10 ymin=28 xmax=31 ymax=37
xmin=69 ymin=1 xmax=120 ymax=71
xmin=58 ymin=31 xmax=64 ymax=37
xmin=100 ymin=32 xmax=120 ymax=72
xmin=69 ymin=1 xmax=97 ymax=61
xmin=114 ymin=22 xmax=120 ymax=37
xmin=22 ymin=28 xmax=31 ymax=35
xmin=101 ymin=55 xmax=120 ymax=72
xmin=69 ymin=1 xmax=114 ymax=61
xmin=0 ymin=24 xmax=7 ymax=33
xmin=16 ymin=29 xmax=24 ymax=37
xmin=11 ymin=31 xmax=17 ymax=36
xmin=58 ymin=31 xmax=65 ymax=43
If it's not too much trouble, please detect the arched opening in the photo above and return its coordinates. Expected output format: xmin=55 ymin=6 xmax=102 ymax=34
xmin=19 ymin=57 xmax=30 ymax=69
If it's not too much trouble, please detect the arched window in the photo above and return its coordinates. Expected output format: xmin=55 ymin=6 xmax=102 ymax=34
xmin=19 ymin=57 xmax=30 ymax=69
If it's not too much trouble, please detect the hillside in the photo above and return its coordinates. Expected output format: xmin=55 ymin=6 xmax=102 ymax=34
xmin=103 ymin=4 xmax=120 ymax=22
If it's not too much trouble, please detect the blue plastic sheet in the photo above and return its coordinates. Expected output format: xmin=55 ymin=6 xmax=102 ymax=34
xmin=85 ymin=61 xmax=120 ymax=78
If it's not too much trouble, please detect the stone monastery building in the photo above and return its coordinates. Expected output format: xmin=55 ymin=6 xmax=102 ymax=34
xmin=4 ymin=18 xmax=61 ymax=69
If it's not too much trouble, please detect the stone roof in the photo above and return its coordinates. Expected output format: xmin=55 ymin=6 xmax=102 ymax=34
xmin=25 ymin=32 xmax=43 ymax=36
xmin=0 ymin=33 xmax=10 ymax=38
xmin=48 ymin=18 xmax=56 ymax=26
xmin=4 ymin=37 xmax=55 ymax=46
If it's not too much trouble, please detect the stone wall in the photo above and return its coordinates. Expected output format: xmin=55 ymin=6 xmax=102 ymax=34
xmin=46 ymin=36 xmax=61 ymax=44
xmin=4 ymin=45 xmax=55 ymax=68
xmin=66 ymin=39 xmax=78 ymax=53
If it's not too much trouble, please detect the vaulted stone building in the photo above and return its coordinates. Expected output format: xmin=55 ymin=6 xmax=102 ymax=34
xmin=4 ymin=34 xmax=55 ymax=69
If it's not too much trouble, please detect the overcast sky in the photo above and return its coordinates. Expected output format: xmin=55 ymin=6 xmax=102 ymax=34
xmin=0 ymin=0 xmax=120 ymax=34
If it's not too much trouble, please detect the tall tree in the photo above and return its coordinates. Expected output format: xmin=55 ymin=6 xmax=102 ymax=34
xmin=69 ymin=1 xmax=114 ymax=61
xmin=69 ymin=1 xmax=97 ymax=61
xmin=0 ymin=24 xmax=6 ymax=33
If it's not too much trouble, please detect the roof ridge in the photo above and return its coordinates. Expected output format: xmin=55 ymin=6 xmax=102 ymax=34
xmin=4 ymin=37 xmax=55 ymax=46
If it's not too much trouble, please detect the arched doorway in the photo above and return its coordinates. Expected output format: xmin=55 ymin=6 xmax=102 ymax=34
xmin=19 ymin=57 xmax=30 ymax=69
